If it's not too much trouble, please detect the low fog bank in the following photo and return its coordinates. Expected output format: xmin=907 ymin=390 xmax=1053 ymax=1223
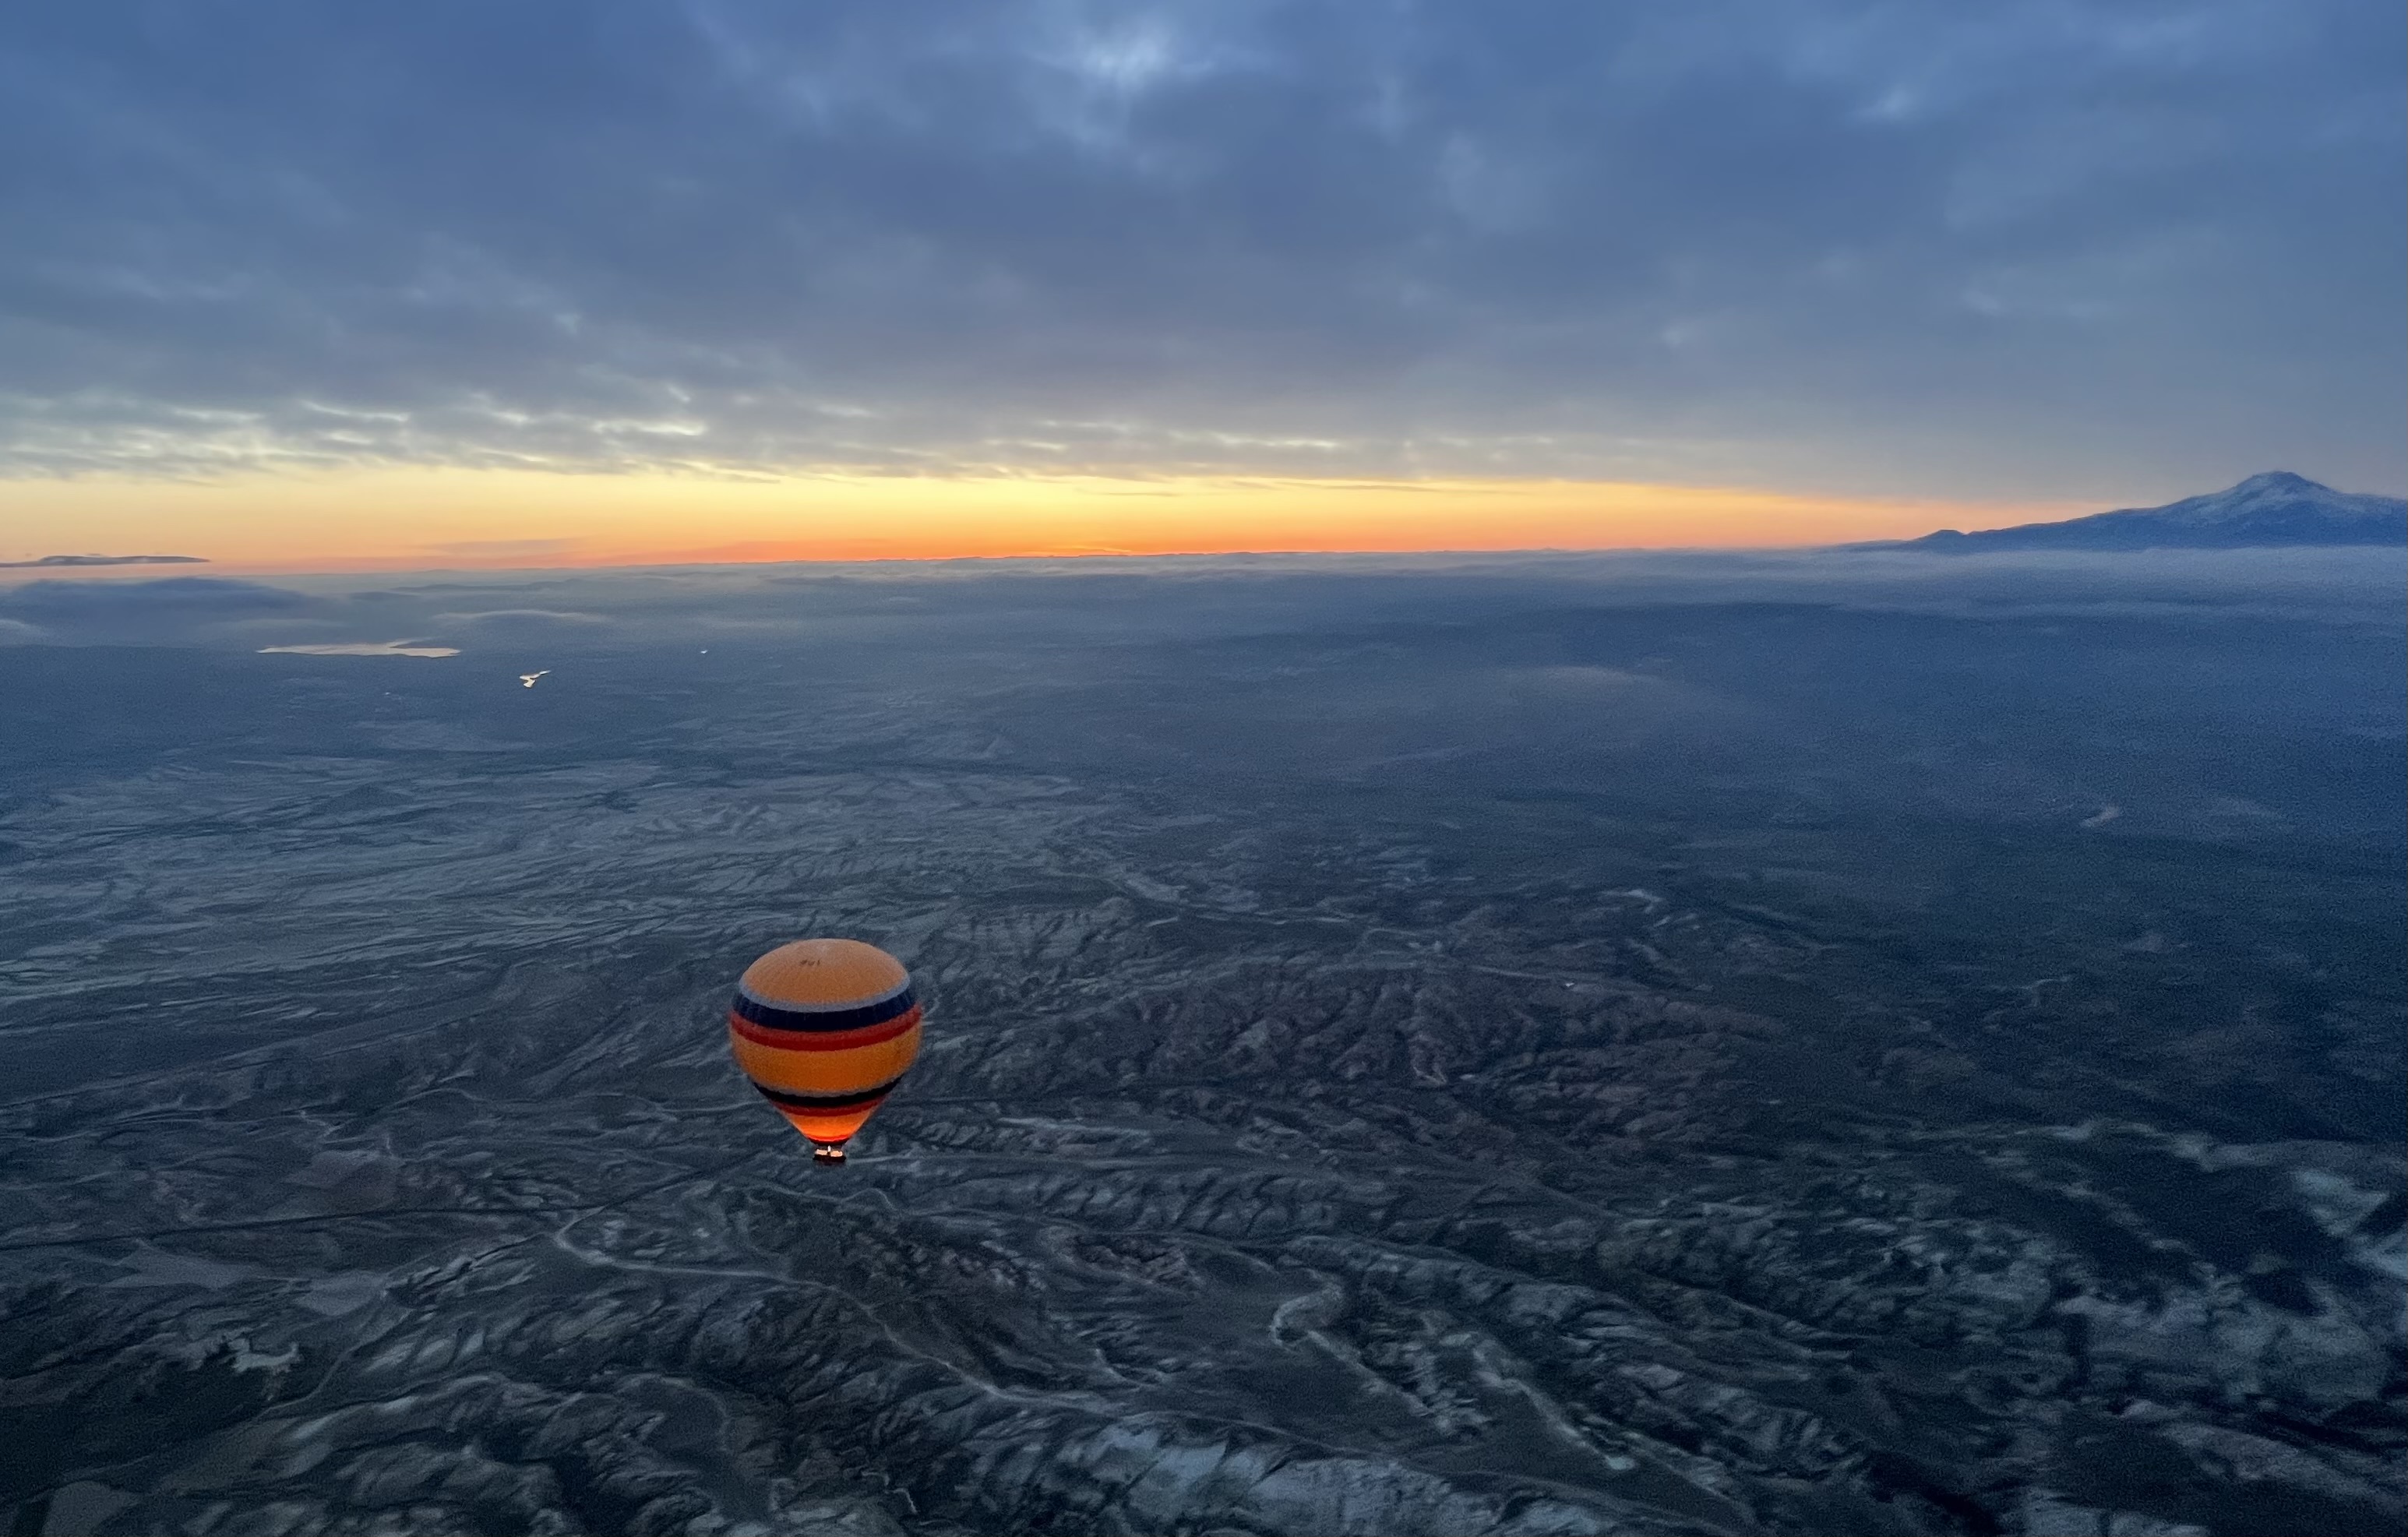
xmin=0 ymin=544 xmax=2399 ymax=655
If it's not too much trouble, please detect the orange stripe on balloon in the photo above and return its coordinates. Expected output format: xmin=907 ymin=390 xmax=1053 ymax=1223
xmin=730 ymin=1021 xmax=922 ymax=1098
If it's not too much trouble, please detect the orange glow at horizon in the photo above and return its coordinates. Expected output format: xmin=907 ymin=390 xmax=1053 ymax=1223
xmin=0 ymin=467 xmax=2082 ymax=575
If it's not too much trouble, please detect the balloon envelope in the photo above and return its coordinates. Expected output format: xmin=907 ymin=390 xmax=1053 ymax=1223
xmin=728 ymin=938 xmax=922 ymax=1159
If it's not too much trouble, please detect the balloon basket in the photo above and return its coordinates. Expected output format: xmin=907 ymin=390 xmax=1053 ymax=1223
xmin=812 ymin=1145 xmax=848 ymax=1165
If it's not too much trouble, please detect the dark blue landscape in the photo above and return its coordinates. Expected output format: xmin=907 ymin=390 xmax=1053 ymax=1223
xmin=2 ymin=531 xmax=2400 ymax=1535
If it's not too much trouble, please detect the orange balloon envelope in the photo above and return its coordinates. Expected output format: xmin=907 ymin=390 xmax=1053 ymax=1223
xmin=728 ymin=938 xmax=922 ymax=1162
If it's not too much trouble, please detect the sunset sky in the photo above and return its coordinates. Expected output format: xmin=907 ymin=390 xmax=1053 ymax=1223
xmin=2 ymin=2 xmax=2400 ymax=569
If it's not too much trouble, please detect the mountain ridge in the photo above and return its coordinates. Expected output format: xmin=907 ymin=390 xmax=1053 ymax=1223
xmin=1863 ymin=473 xmax=2407 ymax=552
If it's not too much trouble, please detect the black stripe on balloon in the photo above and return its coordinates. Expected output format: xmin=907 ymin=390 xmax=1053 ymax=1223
xmin=732 ymin=988 xmax=915 ymax=1034
xmin=755 ymin=1077 xmax=903 ymax=1111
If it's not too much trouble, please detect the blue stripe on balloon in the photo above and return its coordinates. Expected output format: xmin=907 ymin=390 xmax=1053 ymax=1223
xmin=754 ymin=1077 xmax=902 ymax=1110
xmin=732 ymin=988 xmax=917 ymax=1034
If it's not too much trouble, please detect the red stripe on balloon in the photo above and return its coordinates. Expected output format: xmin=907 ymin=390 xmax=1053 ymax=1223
xmin=728 ymin=1006 xmax=921 ymax=1052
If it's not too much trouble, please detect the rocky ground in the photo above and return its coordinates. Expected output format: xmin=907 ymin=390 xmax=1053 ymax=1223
xmin=1 ymin=559 xmax=2400 ymax=1535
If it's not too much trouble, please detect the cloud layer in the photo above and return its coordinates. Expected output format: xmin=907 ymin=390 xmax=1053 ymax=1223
xmin=0 ymin=553 xmax=207 ymax=568
xmin=0 ymin=575 xmax=311 ymax=640
xmin=2 ymin=1 xmax=2399 ymax=497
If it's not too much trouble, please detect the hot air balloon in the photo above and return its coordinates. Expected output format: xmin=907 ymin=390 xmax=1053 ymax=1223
xmin=728 ymin=938 xmax=922 ymax=1163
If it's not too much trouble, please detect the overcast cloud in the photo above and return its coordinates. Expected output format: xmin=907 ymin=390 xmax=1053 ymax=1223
xmin=1 ymin=0 xmax=2399 ymax=497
